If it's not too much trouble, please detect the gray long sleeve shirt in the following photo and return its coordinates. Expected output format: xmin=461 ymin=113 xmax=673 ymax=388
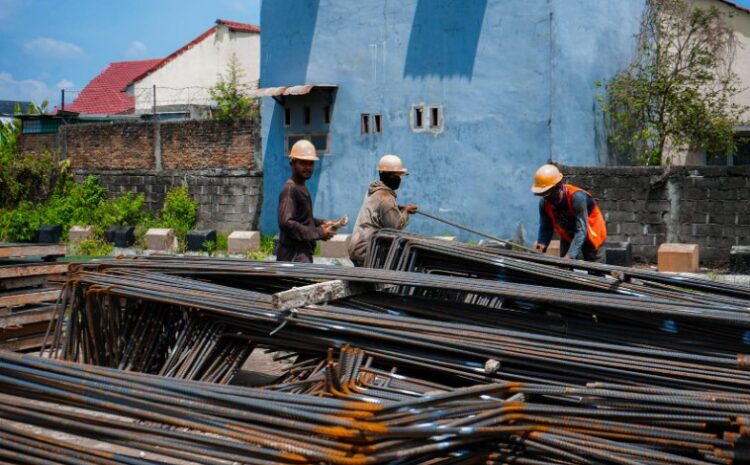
xmin=538 ymin=190 xmax=591 ymax=259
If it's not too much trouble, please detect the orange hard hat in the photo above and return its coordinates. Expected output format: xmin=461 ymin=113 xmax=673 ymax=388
xmin=289 ymin=140 xmax=319 ymax=161
xmin=378 ymin=154 xmax=408 ymax=176
xmin=531 ymin=164 xmax=563 ymax=194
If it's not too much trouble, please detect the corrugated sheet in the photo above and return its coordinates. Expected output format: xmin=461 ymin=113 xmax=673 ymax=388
xmin=248 ymin=84 xmax=337 ymax=98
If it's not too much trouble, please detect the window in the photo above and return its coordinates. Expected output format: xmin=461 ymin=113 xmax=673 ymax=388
xmin=361 ymin=113 xmax=370 ymax=134
xmin=286 ymin=133 xmax=330 ymax=155
xmin=735 ymin=137 xmax=750 ymax=165
xmin=283 ymin=107 xmax=291 ymax=127
xmin=323 ymin=106 xmax=331 ymax=124
xmin=303 ymin=106 xmax=311 ymax=126
xmin=374 ymin=114 xmax=382 ymax=134
xmin=430 ymin=107 xmax=440 ymax=128
xmin=412 ymin=106 xmax=424 ymax=130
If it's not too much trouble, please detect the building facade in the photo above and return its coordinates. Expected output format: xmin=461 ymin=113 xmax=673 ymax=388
xmin=258 ymin=0 xmax=645 ymax=242
xmin=126 ymin=20 xmax=260 ymax=115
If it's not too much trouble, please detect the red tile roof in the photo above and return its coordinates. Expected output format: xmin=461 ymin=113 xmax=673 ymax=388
xmin=63 ymin=59 xmax=162 ymax=115
xmin=127 ymin=19 xmax=260 ymax=86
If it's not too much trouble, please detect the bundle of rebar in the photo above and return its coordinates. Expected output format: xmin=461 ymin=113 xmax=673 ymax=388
xmin=2 ymin=350 xmax=750 ymax=464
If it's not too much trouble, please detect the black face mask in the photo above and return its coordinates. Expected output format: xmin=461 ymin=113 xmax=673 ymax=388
xmin=380 ymin=173 xmax=401 ymax=191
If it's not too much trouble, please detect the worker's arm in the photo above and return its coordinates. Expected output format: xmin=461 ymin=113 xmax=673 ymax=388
xmin=278 ymin=185 xmax=325 ymax=241
xmin=380 ymin=195 xmax=409 ymax=229
xmin=536 ymin=199 xmax=553 ymax=251
xmin=566 ymin=192 xmax=589 ymax=259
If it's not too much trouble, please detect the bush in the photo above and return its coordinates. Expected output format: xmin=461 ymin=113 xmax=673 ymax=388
xmin=0 ymin=201 xmax=46 ymax=242
xmin=71 ymin=239 xmax=114 ymax=257
xmin=159 ymin=186 xmax=198 ymax=242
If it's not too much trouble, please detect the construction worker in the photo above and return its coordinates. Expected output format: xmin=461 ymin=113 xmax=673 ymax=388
xmin=532 ymin=164 xmax=607 ymax=261
xmin=277 ymin=140 xmax=337 ymax=263
xmin=348 ymin=155 xmax=418 ymax=266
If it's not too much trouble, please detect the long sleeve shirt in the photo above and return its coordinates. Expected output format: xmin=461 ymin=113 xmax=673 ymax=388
xmin=348 ymin=181 xmax=410 ymax=263
xmin=277 ymin=180 xmax=324 ymax=263
xmin=537 ymin=190 xmax=591 ymax=259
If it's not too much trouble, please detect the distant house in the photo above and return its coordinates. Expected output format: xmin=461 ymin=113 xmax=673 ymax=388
xmin=124 ymin=19 xmax=260 ymax=116
xmin=0 ymin=100 xmax=31 ymax=125
xmin=62 ymin=60 xmax=162 ymax=115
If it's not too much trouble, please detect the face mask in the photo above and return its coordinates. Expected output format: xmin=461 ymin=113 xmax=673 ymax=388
xmin=380 ymin=173 xmax=401 ymax=191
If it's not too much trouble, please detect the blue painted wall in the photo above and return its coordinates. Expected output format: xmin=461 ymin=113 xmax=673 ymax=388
xmin=259 ymin=0 xmax=645 ymax=242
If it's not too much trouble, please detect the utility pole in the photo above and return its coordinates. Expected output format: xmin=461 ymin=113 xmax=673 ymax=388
xmin=61 ymin=89 xmax=65 ymax=113
xmin=152 ymin=85 xmax=157 ymax=120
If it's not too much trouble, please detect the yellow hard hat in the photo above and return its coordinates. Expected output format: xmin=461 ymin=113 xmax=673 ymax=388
xmin=378 ymin=154 xmax=408 ymax=176
xmin=289 ymin=140 xmax=319 ymax=161
xmin=531 ymin=164 xmax=563 ymax=194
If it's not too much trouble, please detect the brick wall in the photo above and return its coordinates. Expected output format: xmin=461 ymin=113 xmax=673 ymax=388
xmin=73 ymin=169 xmax=262 ymax=232
xmin=161 ymin=120 xmax=256 ymax=169
xmin=63 ymin=123 xmax=154 ymax=169
xmin=18 ymin=133 xmax=58 ymax=154
xmin=563 ymin=166 xmax=750 ymax=264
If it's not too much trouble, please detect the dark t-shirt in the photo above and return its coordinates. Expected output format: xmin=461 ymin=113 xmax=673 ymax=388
xmin=277 ymin=180 xmax=323 ymax=262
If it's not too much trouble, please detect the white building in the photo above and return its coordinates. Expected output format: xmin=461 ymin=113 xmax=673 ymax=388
xmin=126 ymin=19 xmax=260 ymax=116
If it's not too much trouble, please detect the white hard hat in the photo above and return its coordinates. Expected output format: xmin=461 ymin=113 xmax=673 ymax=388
xmin=289 ymin=140 xmax=319 ymax=161
xmin=378 ymin=154 xmax=408 ymax=176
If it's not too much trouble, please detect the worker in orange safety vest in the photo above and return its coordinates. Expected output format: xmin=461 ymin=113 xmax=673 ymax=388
xmin=531 ymin=164 xmax=607 ymax=261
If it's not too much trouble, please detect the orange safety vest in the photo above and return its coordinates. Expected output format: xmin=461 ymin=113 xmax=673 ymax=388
xmin=543 ymin=184 xmax=607 ymax=250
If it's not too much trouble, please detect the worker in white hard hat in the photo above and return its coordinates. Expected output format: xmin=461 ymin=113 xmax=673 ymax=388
xmin=348 ymin=154 xmax=418 ymax=266
xmin=277 ymin=140 xmax=339 ymax=263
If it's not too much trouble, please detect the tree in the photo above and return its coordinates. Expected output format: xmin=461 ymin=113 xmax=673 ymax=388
xmin=209 ymin=54 xmax=256 ymax=121
xmin=598 ymin=0 xmax=747 ymax=165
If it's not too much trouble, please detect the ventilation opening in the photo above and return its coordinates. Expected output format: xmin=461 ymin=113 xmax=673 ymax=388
xmin=303 ymin=106 xmax=311 ymax=125
xmin=323 ymin=106 xmax=331 ymax=124
xmin=284 ymin=107 xmax=291 ymax=127
xmin=430 ymin=107 xmax=440 ymax=128
xmin=361 ymin=114 xmax=370 ymax=134
xmin=414 ymin=107 xmax=423 ymax=129
xmin=374 ymin=114 xmax=382 ymax=134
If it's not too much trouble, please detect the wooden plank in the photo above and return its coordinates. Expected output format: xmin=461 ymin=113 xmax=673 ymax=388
xmin=272 ymin=280 xmax=374 ymax=311
xmin=0 ymin=334 xmax=46 ymax=351
xmin=0 ymin=290 xmax=60 ymax=309
xmin=0 ymin=244 xmax=65 ymax=259
xmin=0 ymin=307 xmax=56 ymax=328
xmin=0 ymin=320 xmax=50 ymax=338
xmin=0 ymin=263 xmax=68 ymax=279
xmin=0 ymin=275 xmax=48 ymax=290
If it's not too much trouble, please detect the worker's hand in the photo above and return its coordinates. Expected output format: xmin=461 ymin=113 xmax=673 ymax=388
xmin=563 ymin=254 xmax=572 ymax=260
xmin=320 ymin=225 xmax=336 ymax=241
xmin=533 ymin=242 xmax=546 ymax=253
xmin=404 ymin=204 xmax=418 ymax=214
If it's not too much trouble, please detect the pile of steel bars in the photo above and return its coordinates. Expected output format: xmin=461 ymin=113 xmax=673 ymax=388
xmin=2 ymin=350 xmax=750 ymax=465
xmin=41 ymin=256 xmax=750 ymax=391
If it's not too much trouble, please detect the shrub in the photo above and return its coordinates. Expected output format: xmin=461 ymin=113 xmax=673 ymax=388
xmin=159 ymin=186 xmax=198 ymax=242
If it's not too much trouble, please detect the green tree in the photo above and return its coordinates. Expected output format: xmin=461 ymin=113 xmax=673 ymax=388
xmin=209 ymin=54 xmax=256 ymax=121
xmin=598 ymin=0 xmax=747 ymax=165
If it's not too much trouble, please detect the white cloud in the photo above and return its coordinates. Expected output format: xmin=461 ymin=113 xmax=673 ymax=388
xmin=0 ymin=71 xmax=54 ymax=104
xmin=125 ymin=40 xmax=147 ymax=58
xmin=22 ymin=37 xmax=83 ymax=58
xmin=55 ymin=79 xmax=75 ymax=90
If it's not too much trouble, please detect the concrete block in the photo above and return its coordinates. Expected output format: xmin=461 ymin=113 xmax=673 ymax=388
xmin=186 ymin=230 xmax=217 ymax=252
xmin=658 ymin=243 xmax=699 ymax=273
xmin=546 ymin=240 xmax=561 ymax=257
xmin=145 ymin=228 xmax=177 ymax=251
xmin=37 ymin=224 xmax=62 ymax=244
xmin=228 ymin=230 xmax=260 ymax=254
xmin=604 ymin=241 xmax=633 ymax=267
xmin=319 ymin=234 xmax=350 ymax=258
xmin=68 ymin=225 xmax=94 ymax=245
xmin=729 ymin=246 xmax=750 ymax=274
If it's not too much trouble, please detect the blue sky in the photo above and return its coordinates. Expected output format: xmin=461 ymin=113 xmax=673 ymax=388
xmin=0 ymin=0 xmax=260 ymax=107
xmin=1 ymin=0 xmax=749 ymax=107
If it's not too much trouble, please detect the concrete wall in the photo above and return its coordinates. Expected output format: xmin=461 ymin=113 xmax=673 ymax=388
xmin=564 ymin=165 xmax=750 ymax=264
xmin=130 ymin=27 xmax=260 ymax=112
xmin=258 ymin=0 xmax=645 ymax=242
xmin=73 ymin=169 xmax=262 ymax=232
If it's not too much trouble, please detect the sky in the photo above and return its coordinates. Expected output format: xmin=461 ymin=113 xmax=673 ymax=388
xmin=0 ymin=0 xmax=260 ymax=108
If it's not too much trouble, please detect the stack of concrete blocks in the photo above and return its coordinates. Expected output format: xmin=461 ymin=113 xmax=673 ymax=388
xmin=319 ymin=234 xmax=350 ymax=258
xmin=68 ymin=225 xmax=95 ymax=245
xmin=729 ymin=246 xmax=750 ymax=274
xmin=657 ymin=243 xmax=699 ymax=273
xmin=145 ymin=228 xmax=178 ymax=252
xmin=228 ymin=231 xmax=261 ymax=255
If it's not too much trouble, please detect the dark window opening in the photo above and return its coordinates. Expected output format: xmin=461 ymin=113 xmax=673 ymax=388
xmin=361 ymin=114 xmax=370 ymax=134
xmin=311 ymin=134 xmax=329 ymax=152
xmin=374 ymin=114 xmax=382 ymax=134
xmin=303 ymin=106 xmax=311 ymax=125
xmin=323 ymin=106 xmax=331 ymax=124
xmin=430 ymin=107 xmax=440 ymax=128
xmin=284 ymin=107 xmax=291 ymax=126
xmin=414 ymin=107 xmax=423 ymax=128
xmin=286 ymin=135 xmax=306 ymax=153
xmin=735 ymin=137 xmax=750 ymax=165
